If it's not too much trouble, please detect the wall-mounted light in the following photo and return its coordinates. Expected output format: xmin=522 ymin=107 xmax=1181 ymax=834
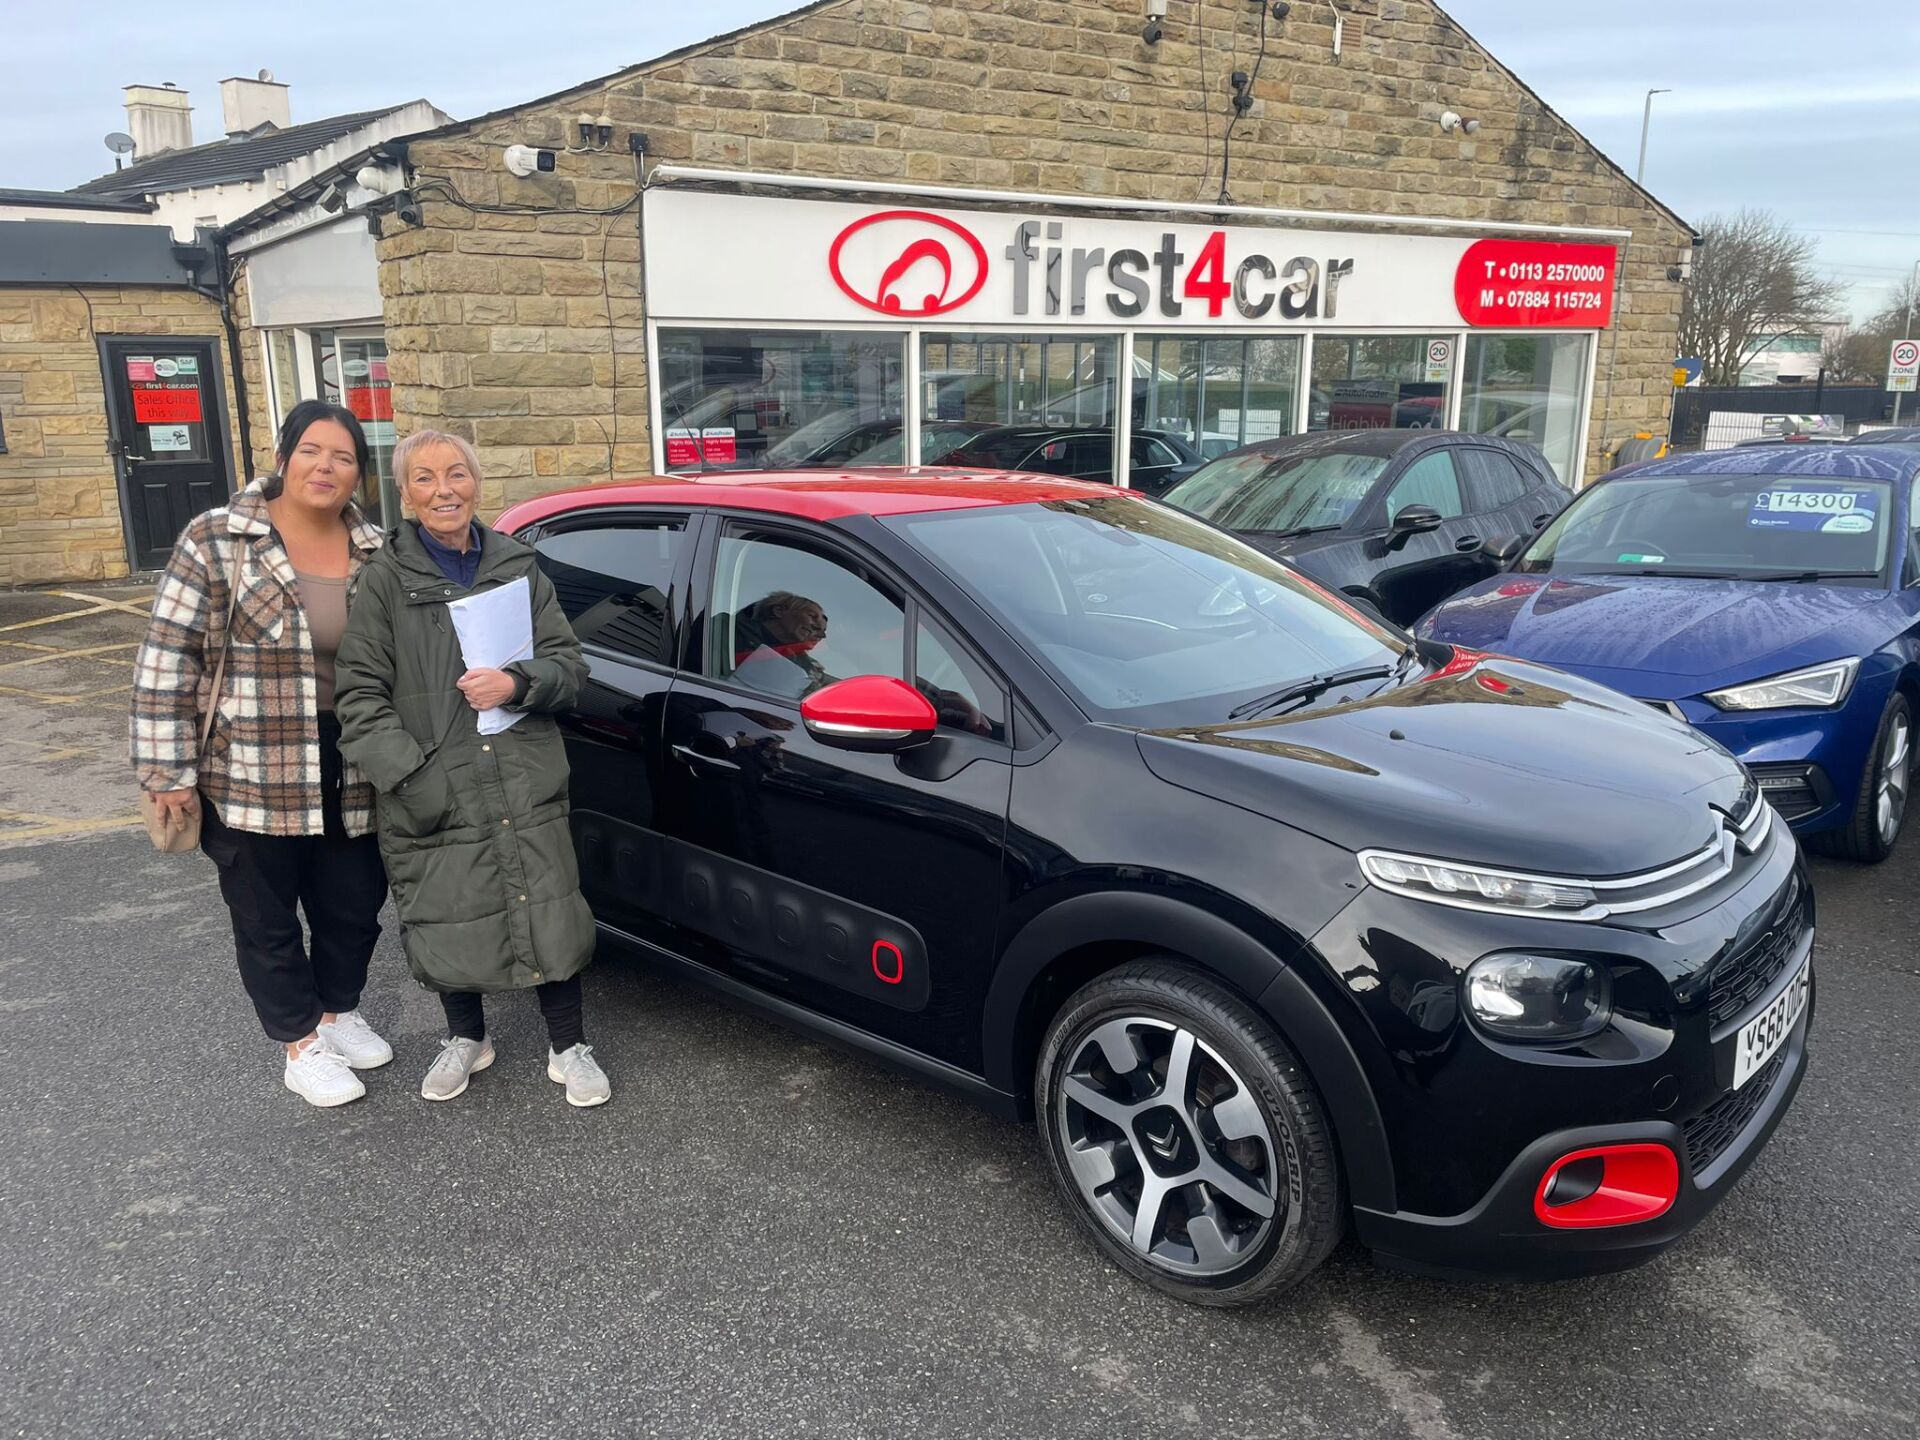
xmin=596 ymin=112 xmax=614 ymax=148
xmin=1142 ymin=0 xmax=1167 ymax=45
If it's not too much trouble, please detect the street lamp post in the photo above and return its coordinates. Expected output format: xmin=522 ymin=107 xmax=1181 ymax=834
xmin=1896 ymin=259 xmax=1918 ymax=425
xmin=1601 ymin=89 xmax=1672 ymax=469
xmin=1637 ymin=89 xmax=1671 ymax=185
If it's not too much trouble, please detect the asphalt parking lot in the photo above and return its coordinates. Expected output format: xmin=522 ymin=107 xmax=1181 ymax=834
xmin=1 ymin=586 xmax=1916 ymax=1438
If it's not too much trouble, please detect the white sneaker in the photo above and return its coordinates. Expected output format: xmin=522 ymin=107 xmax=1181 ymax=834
xmin=317 ymin=1009 xmax=393 ymax=1070
xmin=284 ymin=1039 xmax=366 ymax=1108
xmin=547 ymin=1043 xmax=610 ymax=1108
xmin=421 ymin=1036 xmax=495 ymax=1102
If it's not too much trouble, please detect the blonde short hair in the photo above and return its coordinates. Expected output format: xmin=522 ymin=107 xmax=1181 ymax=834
xmin=393 ymin=429 xmax=482 ymax=488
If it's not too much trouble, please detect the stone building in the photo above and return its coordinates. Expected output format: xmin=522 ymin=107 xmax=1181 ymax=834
xmin=373 ymin=0 xmax=1693 ymax=519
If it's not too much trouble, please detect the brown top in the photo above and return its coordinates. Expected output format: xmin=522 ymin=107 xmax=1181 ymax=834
xmin=295 ymin=571 xmax=349 ymax=712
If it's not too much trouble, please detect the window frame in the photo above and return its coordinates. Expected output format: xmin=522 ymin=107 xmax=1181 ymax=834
xmin=523 ymin=506 xmax=699 ymax=673
xmin=687 ymin=510 xmax=1018 ymax=745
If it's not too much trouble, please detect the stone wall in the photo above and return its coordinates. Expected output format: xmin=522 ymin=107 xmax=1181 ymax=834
xmin=380 ymin=0 xmax=1692 ymax=511
xmin=0 ymin=285 xmax=246 ymax=584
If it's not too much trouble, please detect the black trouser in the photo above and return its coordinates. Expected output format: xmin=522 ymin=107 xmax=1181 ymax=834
xmin=201 ymin=713 xmax=387 ymax=1043
xmin=440 ymin=975 xmax=585 ymax=1052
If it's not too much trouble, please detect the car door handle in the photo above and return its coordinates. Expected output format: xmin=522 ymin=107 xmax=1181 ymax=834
xmin=671 ymin=740 xmax=741 ymax=773
xmin=1531 ymin=514 xmax=1551 ymax=530
xmin=1454 ymin=535 xmax=1483 ymax=552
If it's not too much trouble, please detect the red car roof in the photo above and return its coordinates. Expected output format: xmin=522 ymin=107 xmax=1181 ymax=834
xmin=495 ymin=467 xmax=1131 ymax=533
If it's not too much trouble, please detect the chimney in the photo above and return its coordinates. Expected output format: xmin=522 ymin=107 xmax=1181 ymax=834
xmin=219 ymin=71 xmax=291 ymax=136
xmin=123 ymin=83 xmax=193 ymax=158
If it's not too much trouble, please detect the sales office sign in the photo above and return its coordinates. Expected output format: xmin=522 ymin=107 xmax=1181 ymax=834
xmin=645 ymin=188 xmax=1617 ymax=330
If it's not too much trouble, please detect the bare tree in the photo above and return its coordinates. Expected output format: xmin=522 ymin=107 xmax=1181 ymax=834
xmin=1822 ymin=276 xmax=1920 ymax=383
xmin=1677 ymin=210 xmax=1844 ymax=385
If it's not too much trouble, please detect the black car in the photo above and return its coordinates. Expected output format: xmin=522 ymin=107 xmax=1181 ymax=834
xmin=1162 ymin=429 xmax=1572 ymax=625
xmin=942 ymin=425 xmax=1206 ymax=497
xmin=502 ymin=468 xmax=1812 ymax=1306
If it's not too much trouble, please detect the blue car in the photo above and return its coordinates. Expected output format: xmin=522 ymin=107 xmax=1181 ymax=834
xmin=1418 ymin=444 xmax=1920 ymax=862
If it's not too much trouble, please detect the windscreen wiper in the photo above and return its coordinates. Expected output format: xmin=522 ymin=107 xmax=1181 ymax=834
xmin=1742 ymin=569 xmax=1885 ymax=583
xmin=1265 ymin=524 xmax=1342 ymax=540
xmin=1227 ymin=662 xmax=1399 ymax=722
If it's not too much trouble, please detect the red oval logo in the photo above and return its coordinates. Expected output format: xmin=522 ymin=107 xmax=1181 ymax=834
xmin=828 ymin=210 xmax=989 ymax=319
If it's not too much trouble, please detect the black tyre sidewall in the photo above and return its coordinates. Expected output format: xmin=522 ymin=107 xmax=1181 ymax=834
xmin=1811 ymin=691 xmax=1909 ymax=864
xmin=1034 ymin=961 xmax=1343 ymax=1306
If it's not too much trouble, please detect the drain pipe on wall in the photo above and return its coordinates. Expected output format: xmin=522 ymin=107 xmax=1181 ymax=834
xmin=192 ymin=228 xmax=257 ymax=486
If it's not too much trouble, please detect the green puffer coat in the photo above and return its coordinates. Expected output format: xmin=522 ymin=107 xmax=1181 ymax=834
xmin=334 ymin=521 xmax=594 ymax=993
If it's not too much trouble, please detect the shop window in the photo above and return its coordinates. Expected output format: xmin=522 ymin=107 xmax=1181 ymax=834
xmin=707 ymin=528 xmax=905 ymax=701
xmin=1382 ymin=451 xmax=1465 ymax=520
xmin=534 ymin=517 xmax=686 ymax=664
xmin=921 ymin=333 xmax=1119 ymax=483
xmin=1137 ymin=335 xmax=1302 ymax=458
xmin=1459 ymin=334 xmax=1588 ymax=484
xmin=1309 ymin=335 xmax=1454 ymax=435
xmin=266 ymin=330 xmax=302 ymax=432
xmin=659 ymin=329 xmax=904 ymax=473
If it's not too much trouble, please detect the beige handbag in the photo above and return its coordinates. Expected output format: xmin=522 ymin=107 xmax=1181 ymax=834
xmin=141 ymin=563 xmax=241 ymax=853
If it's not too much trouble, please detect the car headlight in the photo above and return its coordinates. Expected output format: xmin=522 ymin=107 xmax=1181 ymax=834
xmin=1464 ymin=953 xmax=1613 ymax=1042
xmin=1705 ymin=657 xmax=1859 ymax=712
xmin=1358 ymin=850 xmax=1598 ymax=916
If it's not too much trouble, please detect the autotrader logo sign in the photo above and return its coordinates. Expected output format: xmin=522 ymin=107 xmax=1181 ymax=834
xmin=828 ymin=210 xmax=989 ymax=318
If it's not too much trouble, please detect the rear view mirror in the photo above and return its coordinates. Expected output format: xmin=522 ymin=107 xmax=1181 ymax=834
xmin=801 ymin=675 xmax=938 ymax=753
xmin=1384 ymin=504 xmax=1444 ymax=552
xmin=1482 ymin=534 xmax=1528 ymax=566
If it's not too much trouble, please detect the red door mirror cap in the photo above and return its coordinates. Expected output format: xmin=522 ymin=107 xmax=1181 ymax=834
xmin=1533 ymin=1143 xmax=1680 ymax=1230
xmin=802 ymin=675 xmax=938 ymax=743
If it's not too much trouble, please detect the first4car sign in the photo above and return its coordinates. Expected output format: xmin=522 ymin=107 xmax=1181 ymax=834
xmin=646 ymin=188 xmax=1619 ymax=331
xmin=1889 ymin=339 xmax=1919 ymax=393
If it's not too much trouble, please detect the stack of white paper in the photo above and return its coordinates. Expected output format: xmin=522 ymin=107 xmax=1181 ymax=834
xmin=445 ymin=577 xmax=535 ymax=736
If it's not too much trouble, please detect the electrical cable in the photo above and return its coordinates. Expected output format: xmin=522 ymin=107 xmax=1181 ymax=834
xmin=408 ymin=173 xmax=639 ymax=219
xmin=1220 ymin=1 xmax=1275 ymax=205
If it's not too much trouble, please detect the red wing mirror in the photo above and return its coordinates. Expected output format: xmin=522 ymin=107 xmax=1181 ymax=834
xmin=801 ymin=675 xmax=939 ymax=753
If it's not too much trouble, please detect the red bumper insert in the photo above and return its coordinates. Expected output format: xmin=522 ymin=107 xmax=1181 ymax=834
xmin=1533 ymin=1143 xmax=1679 ymax=1229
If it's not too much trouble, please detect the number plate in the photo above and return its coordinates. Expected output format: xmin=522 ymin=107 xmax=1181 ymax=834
xmin=1731 ymin=954 xmax=1811 ymax=1090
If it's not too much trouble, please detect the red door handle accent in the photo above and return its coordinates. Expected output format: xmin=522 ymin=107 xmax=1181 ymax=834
xmin=872 ymin=940 xmax=904 ymax=985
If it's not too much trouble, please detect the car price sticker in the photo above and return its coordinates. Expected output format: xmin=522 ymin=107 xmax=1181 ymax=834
xmin=1749 ymin=487 xmax=1878 ymax=533
xmin=1732 ymin=954 xmax=1811 ymax=1090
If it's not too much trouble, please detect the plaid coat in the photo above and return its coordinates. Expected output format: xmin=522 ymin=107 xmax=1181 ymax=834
xmin=130 ymin=479 xmax=386 ymax=836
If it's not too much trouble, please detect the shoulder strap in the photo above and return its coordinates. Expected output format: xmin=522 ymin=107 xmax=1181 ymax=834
xmin=198 ymin=538 xmax=243 ymax=755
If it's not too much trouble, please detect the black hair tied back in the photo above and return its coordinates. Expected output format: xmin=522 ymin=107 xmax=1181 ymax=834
xmin=266 ymin=400 xmax=371 ymax=499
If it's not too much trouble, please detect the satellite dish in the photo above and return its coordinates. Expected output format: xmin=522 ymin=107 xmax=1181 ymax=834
xmin=105 ymin=132 xmax=136 ymax=155
xmin=257 ymin=68 xmax=274 ymax=83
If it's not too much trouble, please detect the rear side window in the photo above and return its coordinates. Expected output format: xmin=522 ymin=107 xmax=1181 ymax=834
xmin=534 ymin=517 xmax=685 ymax=664
xmin=1382 ymin=451 xmax=1465 ymax=520
xmin=1457 ymin=448 xmax=1536 ymax=509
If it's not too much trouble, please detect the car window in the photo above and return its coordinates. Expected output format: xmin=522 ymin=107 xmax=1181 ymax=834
xmin=915 ymin=616 xmax=1008 ymax=741
xmin=706 ymin=528 xmax=905 ymax=701
xmin=534 ymin=517 xmax=685 ymax=664
xmin=1907 ymin=474 xmax=1920 ymax=587
xmin=1163 ymin=450 xmax=1386 ymax=532
xmin=1065 ymin=434 xmax=1111 ymax=478
xmin=1134 ymin=437 xmax=1179 ymax=469
xmin=1382 ymin=451 xmax=1465 ymax=521
xmin=1457 ymin=448 xmax=1534 ymax=509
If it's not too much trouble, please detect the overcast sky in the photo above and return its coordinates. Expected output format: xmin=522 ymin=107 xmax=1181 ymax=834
xmin=6 ymin=0 xmax=1914 ymax=320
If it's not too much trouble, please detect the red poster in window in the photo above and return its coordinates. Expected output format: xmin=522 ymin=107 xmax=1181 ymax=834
xmin=700 ymin=428 xmax=737 ymax=464
xmin=1454 ymin=240 xmax=1617 ymax=328
xmin=664 ymin=428 xmax=701 ymax=468
xmin=132 ymin=386 xmax=203 ymax=424
xmin=346 ymin=385 xmax=393 ymax=422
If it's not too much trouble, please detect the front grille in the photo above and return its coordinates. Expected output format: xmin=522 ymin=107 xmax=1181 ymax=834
xmin=1683 ymin=1054 xmax=1785 ymax=1176
xmin=1708 ymin=885 xmax=1810 ymax=1029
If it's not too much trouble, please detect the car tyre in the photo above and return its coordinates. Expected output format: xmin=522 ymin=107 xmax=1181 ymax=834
xmin=1034 ymin=959 xmax=1344 ymax=1306
xmin=1810 ymin=691 xmax=1911 ymax=864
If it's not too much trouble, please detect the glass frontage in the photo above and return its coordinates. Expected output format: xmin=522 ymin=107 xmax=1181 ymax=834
xmin=1459 ymin=334 xmax=1589 ymax=483
xmin=921 ymin=333 xmax=1120 ymax=483
xmin=658 ymin=328 xmax=903 ymax=472
xmin=1308 ymin=334 xmax=1454 ymax=434
xmin=1137 ymin=336 xmax=1301 ymax=459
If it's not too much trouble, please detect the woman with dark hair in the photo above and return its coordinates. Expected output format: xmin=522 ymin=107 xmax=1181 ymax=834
xmin=131 ymin=400 xmax=393 ymax=1107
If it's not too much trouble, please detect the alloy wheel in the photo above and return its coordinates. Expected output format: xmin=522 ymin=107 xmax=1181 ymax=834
xmin=1055 ymin=1016 xmax=1280 ymax=1277
xmin=1877 ymin=711 xmax=1910 ymax=847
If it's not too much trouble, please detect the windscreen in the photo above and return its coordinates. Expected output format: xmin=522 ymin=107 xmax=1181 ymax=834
xmin=1162 ymin=450 xmax=1387 ymax=533
xmin=1519 ymin=472 xmax=1895 ymax=584
xmin=893 ymin=496 xmax=1404 ymax=727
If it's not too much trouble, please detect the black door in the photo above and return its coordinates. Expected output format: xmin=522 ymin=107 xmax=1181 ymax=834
xmin=660 ymin=517 xmax=1013 ymax=1067
xmin=531 ymin=509 xmax=696 ymax=956
xmin=101 ymin=338 xmax=234 ymax=571
xmin=1367 ymin=448 xmax=1485 ymax=624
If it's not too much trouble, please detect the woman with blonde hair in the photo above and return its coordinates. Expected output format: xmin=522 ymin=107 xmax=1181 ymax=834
xmin=334 ymin=430 xmax=606 ymax=1106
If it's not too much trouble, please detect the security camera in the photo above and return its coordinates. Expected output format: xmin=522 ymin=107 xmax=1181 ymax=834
xmin=316 ymin=182 xmax=346 ymax=213
xmin=1462 ymin=117 xmax=1481 ymax=135
xmin=503 ymin=144 xmax=557 ymax=178
xmin=1271 ymin=2 xmax=1291 ymax=18
xmin=1142 ymin=0 xmax=1166 ymax=44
